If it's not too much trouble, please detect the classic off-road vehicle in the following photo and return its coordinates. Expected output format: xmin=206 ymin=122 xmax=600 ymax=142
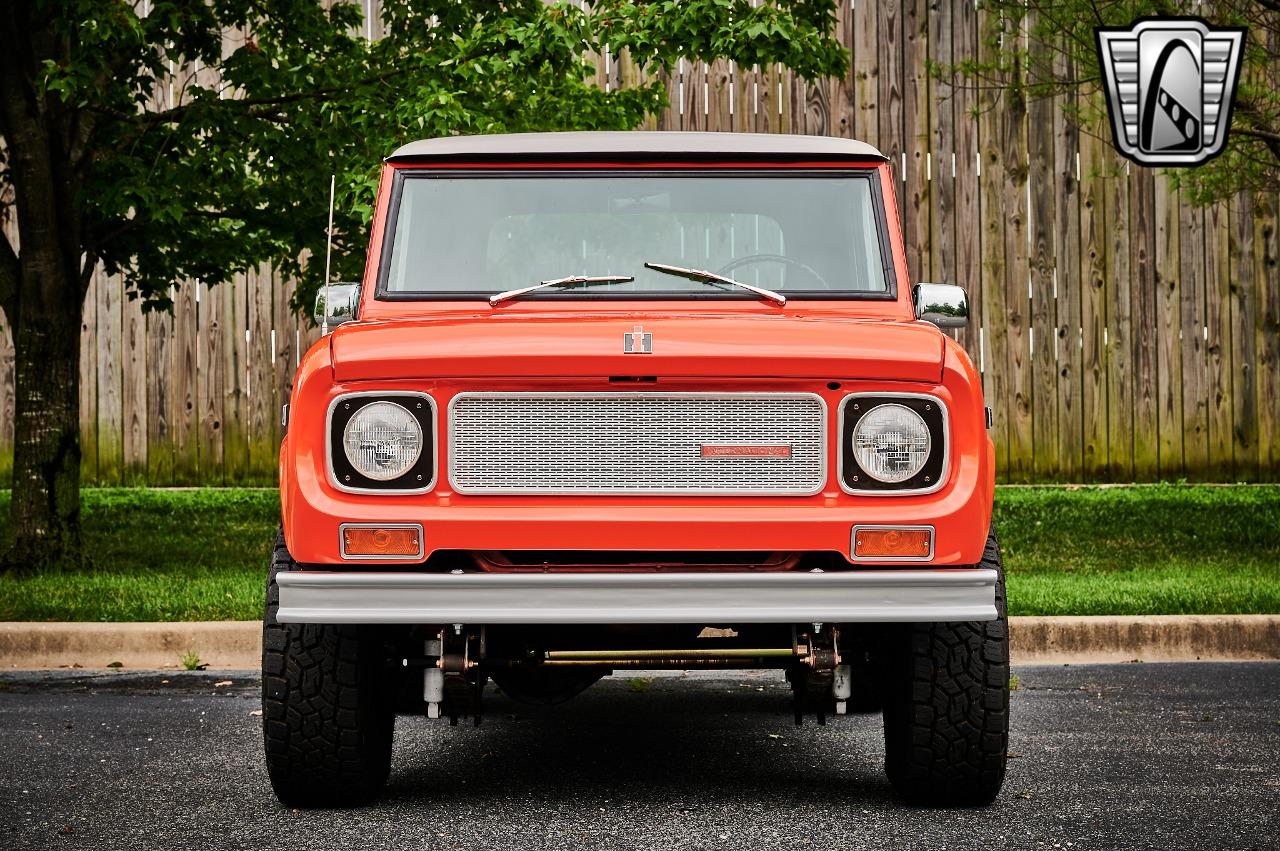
xmin=264 ymin=132 xmax=1007 ymax=808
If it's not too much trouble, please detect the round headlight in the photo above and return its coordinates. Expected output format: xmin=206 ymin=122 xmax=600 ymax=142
xmin=851 ymin=403 xmax=931 ymax=484
xmin=342 ymin=401 xmax=423 ymax=481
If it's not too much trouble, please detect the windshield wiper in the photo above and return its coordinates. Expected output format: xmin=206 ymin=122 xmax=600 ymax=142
xmin=643 ymin=262 xmax=787 ymax=306
xmin=489 ymin=274 xmax=636 ymax=306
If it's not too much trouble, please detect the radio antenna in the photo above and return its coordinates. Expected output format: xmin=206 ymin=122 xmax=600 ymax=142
xmin=322 ymin=173 xmax=336 ymax=335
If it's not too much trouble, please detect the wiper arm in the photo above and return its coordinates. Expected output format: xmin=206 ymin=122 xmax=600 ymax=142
xmin=643 ymin=262 xmax=787 ymax=306
xmin=490 ymin=274 xmax=635 ymax=306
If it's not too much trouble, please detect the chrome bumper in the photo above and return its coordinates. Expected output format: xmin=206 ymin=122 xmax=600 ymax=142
xmin=275 ymin=569 xmax=999 ymax=625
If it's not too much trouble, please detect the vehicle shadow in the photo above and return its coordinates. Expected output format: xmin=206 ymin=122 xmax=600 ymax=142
xmin=384 ymin=673 xmax=902 ymax=809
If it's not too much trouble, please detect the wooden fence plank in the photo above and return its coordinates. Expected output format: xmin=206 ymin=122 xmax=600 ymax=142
xmin=731 ymin=62 xmax=753 ymax=134
xmin=95 ymin=270 xmax=123 ymax=485
xmin=1052 ymin=47 xmax=1082 ymax=482
xmin=1001 ymin=84 xmax=1032 ymax=481
xmin=952 ymin=1 xmax=980 ymax=362
xmin=273 ymin=269 xmax=297 ymax=441
xmin=172 ymin=280 xmax=199 ymax=483
xmin=249 ymin=267 xmax=277 ymax=482
xmin=852 ymin=0 xmax=878 ymax=142
xmin=928 ymin=0 xmax=954 ymax=290
xmin=800 ymin=74 xmax=830 ymax=136
xmin=1103 ymin=157 xmax=1133 ymax=480
xmin=902 ymin=0 xmax=929 ymax=283
xmin=223 ymin=274 xmax=249 ymax=483
xmin=1180 ymin=202 xmax=1209 ymax=478
xmin=776 ymin=61 xmax=793 ymax=133
xmin=199 ymin=281 xmax=225 ymax=484
xmin=1231 ymin=193 xmax=1260 ymax=480
xmin=706 ymin=60 xmax=732 ymax=133
xmin=1257 ymin=192 xmax=1280 ymax=482
xmin=686 ymin=61 xmax=706 ymax=131
xmin=751 ymin=63 xmax=771 ymax=134
xmin=145 ymin=306 xmax=174 ymax=486
xmin=78 ymin=275 xmax=98 ymax=485
xmin=1078 ymin=115 xmax=1109 ymax=479
xmin=830 ymin=0 xmax=855 ymax=139
xmin=658 ymin=64 xmax=680 ymax=132
xmin=1027 ymin=16 xmax=1058 ymax=481
xmin=877 ymin=0 xmax=904 ymax=175
xmin=976 ymin=5 xmax=1008 ymax=477
xmin=1130 ymin=167 xmax=1159 ymax=480
xmin=1154 ymin=178 xmax=1183 ymax=479
xmin=1205 ymin=202 xmax=1234 ymax=477
xmin=121 ymin=286 xmax=147 ymax=484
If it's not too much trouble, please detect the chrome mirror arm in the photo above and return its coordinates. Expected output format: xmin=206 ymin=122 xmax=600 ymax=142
xmin=912 ymin=283 xmax=969 ymax=329
xmin=315 ymin=282 xmax=361 ymax=332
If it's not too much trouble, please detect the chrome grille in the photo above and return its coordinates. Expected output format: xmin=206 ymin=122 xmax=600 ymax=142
xmin=449 ymin=393 xmax=826 ymax=495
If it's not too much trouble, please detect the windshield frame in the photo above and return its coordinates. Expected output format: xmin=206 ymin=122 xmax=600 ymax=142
xmin=373 ymin=167 xmax=899 ymax=303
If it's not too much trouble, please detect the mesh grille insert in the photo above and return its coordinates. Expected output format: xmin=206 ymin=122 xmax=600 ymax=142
xmin=449 ymin=393 xmax=826 ymax=494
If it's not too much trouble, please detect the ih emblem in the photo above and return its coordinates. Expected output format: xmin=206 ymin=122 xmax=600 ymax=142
xmin=623 ymin=325 xmax=653 ymax=354
xmin=1096 ymin=18 xmax=1245 ymax=167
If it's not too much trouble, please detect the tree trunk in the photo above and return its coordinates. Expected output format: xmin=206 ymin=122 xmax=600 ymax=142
xmin=6 ymin=293 xmax=83 ymax=569
xmin=0 ymin=2 xmax=90 ymax=570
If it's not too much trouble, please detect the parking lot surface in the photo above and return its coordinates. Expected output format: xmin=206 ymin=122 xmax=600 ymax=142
xmin=1 ymin=662 xmax=1278 ymax=850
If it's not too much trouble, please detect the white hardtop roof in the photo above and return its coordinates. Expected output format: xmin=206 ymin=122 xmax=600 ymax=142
xmin=388 ymin=131 xmax=886 ymax=163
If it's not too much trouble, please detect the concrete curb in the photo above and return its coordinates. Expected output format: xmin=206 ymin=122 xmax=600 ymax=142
xmin=1009 ymin=614 xmax=1280 ymax=664
xmin=0 ymin=622 xmax=261 ymax=670
xmin=2 ymin=615 xmax=1278 ymax=670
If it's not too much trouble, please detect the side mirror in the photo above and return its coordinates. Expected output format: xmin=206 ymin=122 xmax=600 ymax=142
xmin=913 ymin=283 xmax=969 ymax=329
xmin=315 ymin=282 xmax=360 ymax=332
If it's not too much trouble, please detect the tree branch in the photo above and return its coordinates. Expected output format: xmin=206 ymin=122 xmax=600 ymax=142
xmin=1231 ymin=127 xmax=1280 ymax=163
xmin=99 ymin=68 xmax=410 ymax=130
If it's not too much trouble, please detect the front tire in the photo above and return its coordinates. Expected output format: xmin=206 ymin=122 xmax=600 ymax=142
xmin=262 ymin=532 xmax=395 ymax=807
xmin=882 ymin=528 xmax=1010 ymax=806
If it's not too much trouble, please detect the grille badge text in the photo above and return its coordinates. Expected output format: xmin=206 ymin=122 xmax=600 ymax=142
xmin=700 ymin=444 xmax=793 ymax=459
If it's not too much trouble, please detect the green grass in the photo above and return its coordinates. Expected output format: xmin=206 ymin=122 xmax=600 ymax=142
xmin=994 ymin=484 xmax=1280 ymax=616
xmin=0 ymin=489 xmax=277 ymax=622
xmin=0 ymin=484 xmax=1275 ymax=621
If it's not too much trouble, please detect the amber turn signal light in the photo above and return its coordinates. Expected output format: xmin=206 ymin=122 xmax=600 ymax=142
xmin=341 ymin=525 xmax=423 ymax=558
xmin=853 ymin=526 xmax=932 ymax=559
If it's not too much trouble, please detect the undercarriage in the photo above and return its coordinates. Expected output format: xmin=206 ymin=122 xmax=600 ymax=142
xmin=410 ymin=622 xmax=855 ymax=726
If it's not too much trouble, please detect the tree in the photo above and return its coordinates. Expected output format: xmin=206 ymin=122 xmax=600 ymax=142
xmin=0 ymin=0 xmax=846 ymax=569
xmin=953 ymin=1 xmax=1280 ymax=202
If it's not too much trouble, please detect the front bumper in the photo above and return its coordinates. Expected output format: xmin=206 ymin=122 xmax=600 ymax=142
xmin=275 ymin=568 xmax=999 ymax=625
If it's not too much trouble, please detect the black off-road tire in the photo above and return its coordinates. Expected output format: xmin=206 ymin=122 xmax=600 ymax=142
xmin=262 ymin=532 xmax=395 ymax=807
xmin=882 ymin=528 xmax=1009 ymax=807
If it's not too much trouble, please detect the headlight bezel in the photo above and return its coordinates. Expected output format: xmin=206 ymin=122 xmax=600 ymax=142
xmin=839 ymin=393 xmax=947 ymax=494
xmin=327 ymin=392 xmax=436 ymax=494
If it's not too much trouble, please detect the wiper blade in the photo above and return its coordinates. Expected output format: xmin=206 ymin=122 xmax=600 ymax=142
xmin=490 ymin=274 xmax=635 ymax=306
xmin=643 ymin=262 xmax=787 ymax=306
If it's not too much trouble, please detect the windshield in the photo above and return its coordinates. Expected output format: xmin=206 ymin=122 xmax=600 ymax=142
xmin=380 ymin=171 xmax=891 ymax=298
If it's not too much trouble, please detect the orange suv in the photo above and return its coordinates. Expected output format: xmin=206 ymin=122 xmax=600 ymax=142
xmin=263 ymin=132 xmax=1007 ymax=808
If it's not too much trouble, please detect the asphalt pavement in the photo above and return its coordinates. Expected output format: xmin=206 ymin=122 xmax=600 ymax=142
xmin=1 ymin=662 xmax=1278 ymax=850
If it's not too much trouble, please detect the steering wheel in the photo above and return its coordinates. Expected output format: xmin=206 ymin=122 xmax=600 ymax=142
xmin=716 ymin=254 xmax=832 ymax=290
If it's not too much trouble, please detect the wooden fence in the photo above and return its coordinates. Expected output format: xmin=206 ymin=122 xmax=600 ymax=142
xmin=0 ymin=0 xmax=1276 ymax=484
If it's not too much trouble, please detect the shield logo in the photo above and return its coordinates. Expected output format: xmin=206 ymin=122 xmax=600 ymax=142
xmin=1096 ymin=18 xmax=1245 ymax=167
xmin=623 ymin=325 xmax=653 ymax=354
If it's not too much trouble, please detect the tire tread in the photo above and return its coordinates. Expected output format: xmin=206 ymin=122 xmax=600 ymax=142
xmin=262 ymin=532 xmax=394 ymax=807
xmin=883 ymin=529 xmax=1009 ymax=806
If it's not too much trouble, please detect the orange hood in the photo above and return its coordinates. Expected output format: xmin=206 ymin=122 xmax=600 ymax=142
xmin=329 ymin=313 xmax=944 ymax=383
